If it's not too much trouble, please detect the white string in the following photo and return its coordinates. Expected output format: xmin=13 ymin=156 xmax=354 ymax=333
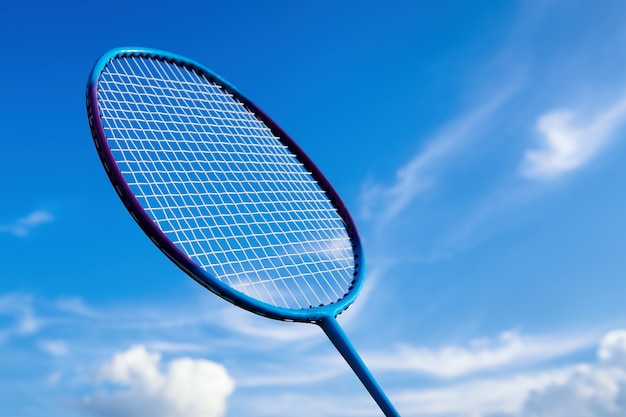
xmin=96 ymin=55 xmax=356 ymax=309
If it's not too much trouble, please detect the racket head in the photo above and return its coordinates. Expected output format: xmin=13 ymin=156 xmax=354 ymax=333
xmin=86 ymin=47 xmax=364 ymax=322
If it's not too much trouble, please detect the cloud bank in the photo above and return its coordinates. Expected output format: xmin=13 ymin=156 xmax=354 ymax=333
xmin=494 ymin=330 xmax=626 ymax=417
xmin=5 ymin=291 xmax=626 ymax=417
xmin=389 ymin=330 xmax=626 ymax=417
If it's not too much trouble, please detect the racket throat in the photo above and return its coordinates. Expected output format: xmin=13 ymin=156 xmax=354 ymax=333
xmin=317 ymin=316 xmax=400 ymax=417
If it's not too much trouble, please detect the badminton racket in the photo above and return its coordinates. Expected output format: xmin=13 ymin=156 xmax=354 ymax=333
xmin=86 ymin=47 xmax=399 ymax=416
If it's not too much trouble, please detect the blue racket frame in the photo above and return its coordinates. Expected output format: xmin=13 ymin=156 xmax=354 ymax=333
xmin=87 ymin=47 xmax=399 ymax=416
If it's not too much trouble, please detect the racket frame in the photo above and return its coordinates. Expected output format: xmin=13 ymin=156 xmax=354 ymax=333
xmin=86 ymin=47 xmax=365 ymax=324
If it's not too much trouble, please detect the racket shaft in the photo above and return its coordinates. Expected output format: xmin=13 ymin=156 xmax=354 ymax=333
xmin=318 ymin=316 xmax=400 ymax=416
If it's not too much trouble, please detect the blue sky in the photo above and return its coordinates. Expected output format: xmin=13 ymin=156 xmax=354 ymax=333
xmin=3 ymin=1 xmax=626 ymax=416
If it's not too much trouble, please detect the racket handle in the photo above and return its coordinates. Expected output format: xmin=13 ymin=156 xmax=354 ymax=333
xmin=318 ymin=316 xmax=400 ymax=417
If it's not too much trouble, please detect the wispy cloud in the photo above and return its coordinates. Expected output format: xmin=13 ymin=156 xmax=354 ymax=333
xmin=521 ymin=95 xmax=626 ymax=179
xmin=0 ymin=209 xmax=54 ymax=237
xmin=219 ymin=308 xmax=319 ymax=343
xmin=367 ymin=330 xmax=593 ymax=379
xmin=394 ymin=366 xmax=578 ymax=416
xmin=55 ymin=296 xmax=102 ymax=318
xmin=39 ymin=339 xmax=69 ymax=356
xmin=237 ymin=353 xmax=346 ymax=387
xmin=360 ymin=86 xmax=519 ymax=229
xmin=143 ymin=340 xmax=208 ymax=353
xmin=229 ymin=391 xmax=380 ymax=417
xmin=0 ymin=293 xmax=43 ymax=343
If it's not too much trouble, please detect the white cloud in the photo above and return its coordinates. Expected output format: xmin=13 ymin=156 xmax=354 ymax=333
xmin=78 ymin=345 xmax=235 ymax=417
xmin=0 ymin=209 xmax=54 ymax=237
xmin=598 ymin=330 xmax=626 ymax=365
xmin=367 ymin=330 xmax=592 ymax=379
xmin=521 ymin=96 xmax=626 ymax=179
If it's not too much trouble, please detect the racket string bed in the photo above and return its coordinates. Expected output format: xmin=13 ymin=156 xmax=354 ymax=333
xmin=96 ymin=56 xmax=355 ymax=310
